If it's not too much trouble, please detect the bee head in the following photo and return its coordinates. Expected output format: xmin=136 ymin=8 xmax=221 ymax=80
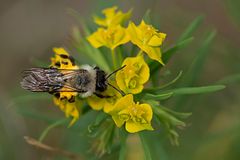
xmin=94 ymin=66 xmax=108 ymax=92
xmin=94 ymin=65 xmax=126 ymax=96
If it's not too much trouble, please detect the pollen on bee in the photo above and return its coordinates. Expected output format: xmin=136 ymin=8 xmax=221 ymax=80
xmin=62 ymin=61 xmax=69 ymax=65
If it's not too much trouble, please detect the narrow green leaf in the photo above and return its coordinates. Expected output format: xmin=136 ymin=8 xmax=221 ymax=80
xmin=85 ymin=42 xmax=110 ymax=71
xmin=151 ymin=71 xmax=182 ymax=91
xmin=143 ymin=9 xmax=152 ymax=23
xmin=159 ymin=106 xmax=192 ymax=119
xmin=177 ymin=16 xmax=204 ymax=42
xmin=73 ymin=30 xmax=111 ymax=72
xmin=146 ymin=85 xmax=225 ymax=95
xmin=162 ymin=37 xmax=194 ymax=63
xmin=158 ymin=70 xmax=183 ymax=89
xmin=150 ymin=16 xmax=203 ymax=74
xmin=152 ymin=105 xmax=186 ymax=127
xmin=152 ymin=105 xmax=186 ymax=146
xmin=174 ymin=30 xmax=217 ymax=109
xmin=68 ymin=9 xmax=111 ymax=72
xmin=143 ymin=92 xmax=173 ymax=101
xmin=150 ymin=37 xmax=194 ymax=75
xmin=216 ymin=74 xmax=240 ymax=84
xmin=67 ymin=8 xmax=93 ymax=36
xmin=171 ymin=85 xmax=225 ymax=95
xmin=181 ymin=30 xmax=217 ymax=86
xmin=38 ymin=118 xmax=68 ymax=142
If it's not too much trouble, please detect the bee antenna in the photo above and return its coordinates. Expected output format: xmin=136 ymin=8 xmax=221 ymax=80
xmin=107 ymin=83 xmax=125 ymax=96
xmin=106 ymin=65 xmax=126 ymax=79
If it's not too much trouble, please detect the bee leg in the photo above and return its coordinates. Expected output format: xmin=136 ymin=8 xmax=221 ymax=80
xmin=94 ymin=93 xmax=112 ymax=98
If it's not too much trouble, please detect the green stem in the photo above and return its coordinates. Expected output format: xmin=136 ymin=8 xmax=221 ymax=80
xmin=38 ymin=118 xmax=67 ymax=142
xmin=111 ymin=49 xmax=117 ymax=70
xmin=119 ymin=128 xmax=128 ymax=160
xmin=139 ymin=133 xmax=152 ymax=160
xmin=117 ymin=48 xmax=123 ymax=66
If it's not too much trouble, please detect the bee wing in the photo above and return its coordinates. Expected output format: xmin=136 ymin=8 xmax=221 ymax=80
xmin=21 ymin=68 xmax=87 ymax=93
xmin=21 ymin=68 xmax=65 ymax=92
xmin=59 ymin=69 xmax=88 ymax=93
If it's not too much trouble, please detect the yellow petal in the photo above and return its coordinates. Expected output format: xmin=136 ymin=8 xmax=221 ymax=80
xmin=87 ymin=95 xmax=105 ymax=110
xmin=127 ymin=22 xmax=142 ymax=45
xmin=103 ymin=102 xmax=113 ymax=113
xmin=87 ymin=29 xmax=104 ymax=48
xmin=112 ymin=115 xmax=125 ymax=127
xmin=139 ymin=104 xmax=153 ymax=122
xmin=116 ymin=72 xmax=127 ymax=92
xmin=93 ymin=16 xmax=107 ymax=27
xmin=102 ymin=6 xmax=118 ymax=17
xmin=148 ymin=34 xmax=166 ymax=47
xmin=53 ymin=97 xmax=82 ymax=126
xmin=104 ymin=96 xmax=119 ymax=113
xmin=141 ymin=45 xmax=164 ymax=65
xmin=87 ymin=26 xmax=129 ymax=50
xmin=109 ymin=94 xmax=134 ymax=114
xmin=68 ymin=110 xmax=79 ymax=126
xmin=112 ymin=26 xmax=130 ymax=50
xmin=134 ymin=55 xmax=150 ymax=83
xmin=94 ymin=6 xmax=132 ymax=27
xmin=125 ymin=121 xmax=154 ymax=133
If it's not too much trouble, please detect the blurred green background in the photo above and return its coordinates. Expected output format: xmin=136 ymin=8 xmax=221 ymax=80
xmin=0 ymin=0 xmax=239 ymax=159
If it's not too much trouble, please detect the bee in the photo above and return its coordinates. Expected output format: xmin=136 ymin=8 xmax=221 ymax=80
xmin=21 ymin=60 xmax=125 ymax=98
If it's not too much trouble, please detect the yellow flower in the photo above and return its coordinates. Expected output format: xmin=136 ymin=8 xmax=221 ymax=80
xmin=109 ymin=94 xmax=153 ymax=133
xmin=87 ymin=82 xmax=122 ymax=113
xmin=87 ymin=25 xmax=129 ymax=50
xmin=53 ymin=97 xmax=82 ymax=126
xmin=116 ymin=55 xmax=150 ymax=94
xmin=50 ymin=47 xmax=81 ymax=125
xmin=94 ymin=6 xmax=132 ymax=27
xmin=127 ymin=20 xmax=166 ymax=64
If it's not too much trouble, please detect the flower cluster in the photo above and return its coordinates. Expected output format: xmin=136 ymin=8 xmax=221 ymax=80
xmin=21 ymin=5 xmax=226 ymax=158
xmin=87 ymin=6 xmax=166 ymax=64
xmin=48 ymin=6 xmax=168 ymax=133
xmin=86 ymin=6 xmax=166 ymax=133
